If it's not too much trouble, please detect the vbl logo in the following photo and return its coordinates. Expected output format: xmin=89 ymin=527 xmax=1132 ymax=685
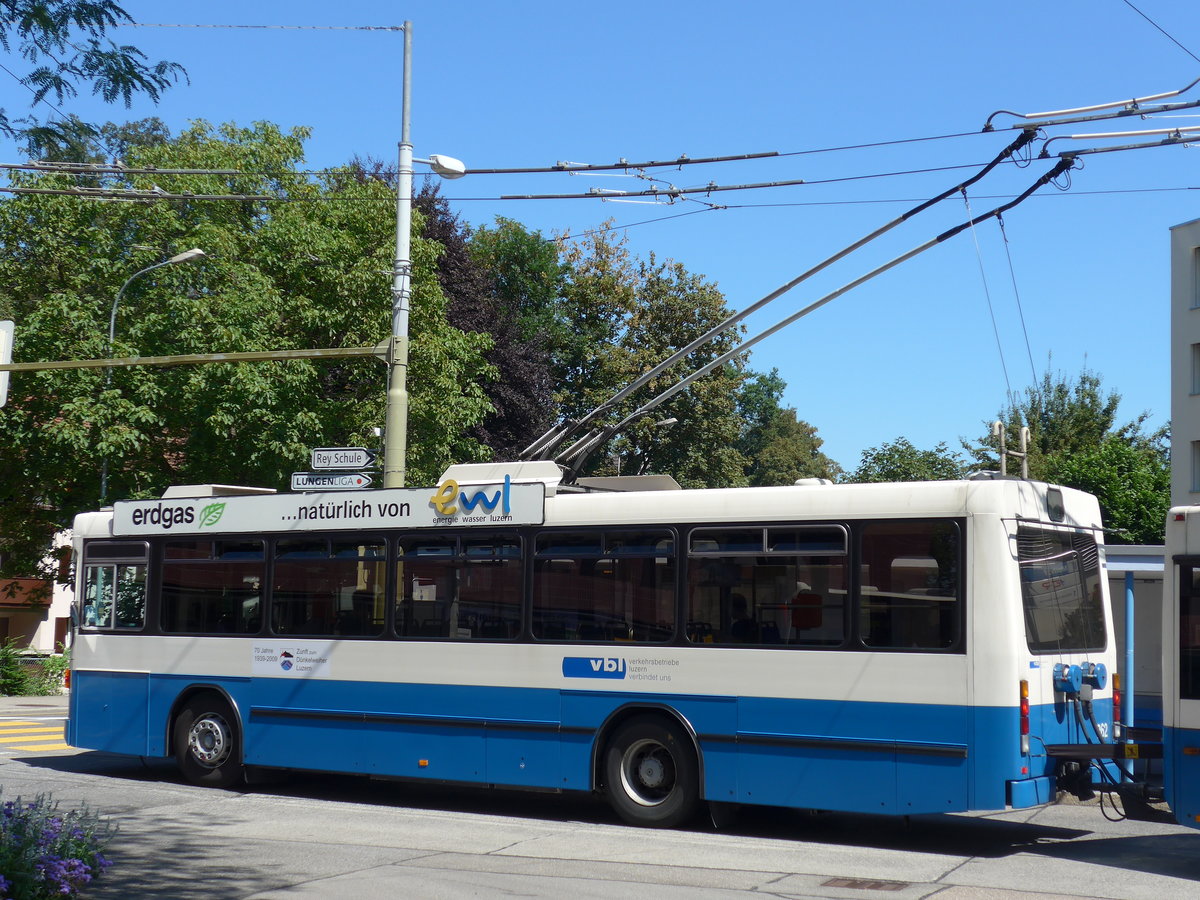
xmin=562 ymin=656 xmax=626 ymax=679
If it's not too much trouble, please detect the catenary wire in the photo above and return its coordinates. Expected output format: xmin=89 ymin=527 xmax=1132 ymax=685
xmin=996 ymin=213 xmax=1040 ymax=388
xmin=961 ymin=189 xmax=1013 ymax=405
xmin=1119 ymin=0 xmax=1200 ymax=65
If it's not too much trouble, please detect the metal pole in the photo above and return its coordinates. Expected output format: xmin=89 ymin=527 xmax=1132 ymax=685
xmin=384 ymin=20 xmax=414 ymax=489
xmin=99 ymin=250 xmax=204 ymax=502
xmin=1124 ymin=570 xmax=1135 ymax=780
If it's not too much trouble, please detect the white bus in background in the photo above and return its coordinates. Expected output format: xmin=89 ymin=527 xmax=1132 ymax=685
xmin=68 ymin=463 xmax=1118 ymax=826
xmin=1157 ymin=507 xmax=1200 ymax=827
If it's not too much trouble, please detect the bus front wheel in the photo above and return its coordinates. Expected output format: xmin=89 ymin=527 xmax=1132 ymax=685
xmin=173 ymin=694 xmax=243 ymax=789
xmin=603 ymin=715 xmax=700 ymax=828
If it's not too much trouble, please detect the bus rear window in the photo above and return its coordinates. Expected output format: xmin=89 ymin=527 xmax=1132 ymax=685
xmin=1017 ymin=527 xmax=1106 ymax=654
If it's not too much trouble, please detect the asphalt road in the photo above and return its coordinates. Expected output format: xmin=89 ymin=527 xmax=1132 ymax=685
xmin=2 ymin=698 xmax=1199 ymax=899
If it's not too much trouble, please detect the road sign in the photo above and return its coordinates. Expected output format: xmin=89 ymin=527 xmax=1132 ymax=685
xmin=0 ymin=320 xmax=12 ymax=408
xmin=311 ymin=447 xmax=377 ymax=470
xmin=291 ymin=472 xmax=373 ymax=491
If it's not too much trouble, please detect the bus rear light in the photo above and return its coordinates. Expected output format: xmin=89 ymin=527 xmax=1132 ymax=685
xmin=1020 ymin=680 xmax=1030 ymax=754
xmin=1113 ymin=672 xmax=1122 ymax=722
xmin=63 ymin=667 xmax=70 ymax=690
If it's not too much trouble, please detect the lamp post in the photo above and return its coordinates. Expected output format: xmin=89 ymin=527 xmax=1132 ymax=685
xmin=384 ymin=20 xmax=465 ymax=489
xmin=99 ymin=247 xmax=206 ymax=503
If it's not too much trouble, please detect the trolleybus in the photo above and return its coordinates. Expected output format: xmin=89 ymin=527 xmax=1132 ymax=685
xmin=1158 ymin=505 xmax=1200 ymax=827
xmin=68 ymin=462 xmax=1117 ymax=826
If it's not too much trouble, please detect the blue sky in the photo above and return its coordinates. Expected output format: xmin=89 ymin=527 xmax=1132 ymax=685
xmin=4 ymin=1 xmax=1199 ymax=472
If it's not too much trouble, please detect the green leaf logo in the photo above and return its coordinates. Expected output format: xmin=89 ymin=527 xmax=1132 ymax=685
xmin=199 ymin=502 xmax=226 ymax=528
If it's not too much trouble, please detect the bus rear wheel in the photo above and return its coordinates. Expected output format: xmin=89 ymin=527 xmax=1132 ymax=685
xmin=603 ymin=715 xmax=700 ymax=828
xmin=174 ymin=693 xmax=243 ymax=789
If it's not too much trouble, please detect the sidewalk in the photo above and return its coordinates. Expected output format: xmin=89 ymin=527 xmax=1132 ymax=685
xmin=0 ymin=692 xmax=69 ymax=716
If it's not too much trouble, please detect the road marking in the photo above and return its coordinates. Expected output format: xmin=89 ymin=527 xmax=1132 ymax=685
xmin=0 ymin=719 xmax=70 ymax=752
xmin=0 ymin=731 xmax=63 ymax=742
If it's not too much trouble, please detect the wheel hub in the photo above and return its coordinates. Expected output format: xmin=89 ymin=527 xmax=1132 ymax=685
xmin=189 ymin=716 xmax=230 ymax=767
xmin=638 ymin=756 xmax=666 ymax=788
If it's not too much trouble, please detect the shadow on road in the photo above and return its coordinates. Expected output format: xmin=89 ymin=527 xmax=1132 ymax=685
xmin=19 ymin=750 xmax=1200 ymax=897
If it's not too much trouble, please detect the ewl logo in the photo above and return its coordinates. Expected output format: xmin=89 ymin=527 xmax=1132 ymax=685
xmin=430 ymin=476 xmax=512 ymax=517
xmin=562 ymin=657 xmax=626 ymax=679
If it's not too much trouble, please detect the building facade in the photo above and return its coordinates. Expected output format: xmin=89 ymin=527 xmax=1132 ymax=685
xmin=1171 ymin=217 xmax=1200 ymax=506
xmin=0 ymin=534 xmax=72 ymax=653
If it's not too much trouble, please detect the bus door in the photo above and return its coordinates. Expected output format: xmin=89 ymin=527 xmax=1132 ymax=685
xmin=1167 ymin=549 xmax=1200 ymax=826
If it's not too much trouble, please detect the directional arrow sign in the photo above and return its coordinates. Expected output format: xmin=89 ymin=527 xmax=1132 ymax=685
xmin=311 ymin=447 xmax=377 ymax=470
xmin=291 ymin=472 xmax=373 ymax=491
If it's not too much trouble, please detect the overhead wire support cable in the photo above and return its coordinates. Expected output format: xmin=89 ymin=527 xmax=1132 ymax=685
xmin=1040 ymin=125 xmax=1200 ymax=157
xmin=554 ymin=155 xmax=1078 ymax=477
xmin=986 ymin=97 xmax=1200 ymax=133
xmin=466 ymin=151 xmax=780 ymax=175
xmin=0 ymin=162 xmax=246 ymax=176
xmin=0 ymin=185 xmax=274 ymax=201
xmin=520 ymin=129 xmax=1037 ymax=461
xmin=983 ymin=74 xmax=1200 ymax=130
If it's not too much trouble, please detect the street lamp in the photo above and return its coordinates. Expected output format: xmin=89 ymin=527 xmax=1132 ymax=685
xmin=99 ymin=247 xmax=206 ymax=502
xmin=384 ymin=20 xmax=466 ymax=489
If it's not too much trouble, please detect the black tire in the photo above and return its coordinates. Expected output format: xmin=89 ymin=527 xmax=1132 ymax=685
xmin=173 ymin=693 xmax=243 ymax=789
xmin=603 ymin=715 xmax=700 ymax=828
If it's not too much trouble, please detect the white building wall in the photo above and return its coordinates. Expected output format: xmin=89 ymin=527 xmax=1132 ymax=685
xmin=0 ymin=532 xmax=73 ymax=654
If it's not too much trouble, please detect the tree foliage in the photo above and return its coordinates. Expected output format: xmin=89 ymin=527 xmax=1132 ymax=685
xmin=1043 ymin=433 xmax=1169 ymax=545
xmin=0 ymin=1 xmax=185 ymax=149
xmin=971 ymin=365 xmax=1168 ymax=543
xmin=849 ymin=437 xmax=966 ymax=483
xmin=0 ymin=120 xmax=494 ymax=574
xmin=551 ymin=231 xmax=747 ymax=487
xmin=735 ymin=369 xmax=841 ymax=485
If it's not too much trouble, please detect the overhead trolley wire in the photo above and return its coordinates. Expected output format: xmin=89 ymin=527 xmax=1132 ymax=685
xmin=961 ymin=188 xmax=1014 ymax=406
xmin=554 ymin=157 xmax=1079 ymax=475
xmin=996 ymin=212 xmax=1040 ymax=389
xmin=521 ymin=130 xmax=1038 ymax=461
xmin=984 ymin=75 xmax=1200 ymax=130
xmin=1118 ymin=0 xmax=1200 ymax=65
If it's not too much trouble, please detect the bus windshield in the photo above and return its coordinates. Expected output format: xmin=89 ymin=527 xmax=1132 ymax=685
xmin=1017 ymin=527 xmax=1106 ymax=654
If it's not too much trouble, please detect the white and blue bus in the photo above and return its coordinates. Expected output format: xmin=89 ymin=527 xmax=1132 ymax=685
xmin=1158 ymin=506 xmax=1200 ymax=827
xmin=68 ymin=463 xmax=1117 ymax=826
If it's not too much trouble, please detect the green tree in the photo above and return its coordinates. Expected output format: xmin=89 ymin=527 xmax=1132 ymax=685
xmin=1043 ymin=432 xmax=1170 ymax=545
xmin=554 ymin=226 xmax=639 ymax=423
xmin=0 ymin=120 xmax=494 ymax=575
xmin=416 ymin=195 xmax=555 ymax=457
xmin=971 ymin=365 xmax=1134 ymax=476
xmin=558 ymin=240 xmax=748 ymax=489
xmin=850 ymin=437 xmax=966 ymax=483
xmin=735 ymin=369 xmax=841 ymax=485
xmin=970 ymin=365 xmax=1168 ymax=542
xmin=1 ymin=2 xmax=185 ymax=151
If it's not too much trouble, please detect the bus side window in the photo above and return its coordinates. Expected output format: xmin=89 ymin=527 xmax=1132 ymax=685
xmin=859 ymin=521 xmax=960 ymax=651
xmin=83 ymin=566 xmax=113 ymax=629
xmin=113 ymin=564 xmax=147 ymax=629
xmin=82 ymin=562 xmax=146 ymax=630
